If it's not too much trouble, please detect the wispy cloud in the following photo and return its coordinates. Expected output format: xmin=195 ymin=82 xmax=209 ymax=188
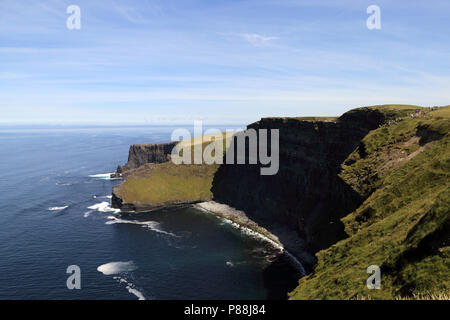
xmin=237 ymin=33 xmax=279 ymax=47
xmin=0 ymin=72 xmax=36 ymax=80
xmin=112 ymin=5 xmax=151 ymax=25
xmin=0 ymin=0 xmax=449 ymax=124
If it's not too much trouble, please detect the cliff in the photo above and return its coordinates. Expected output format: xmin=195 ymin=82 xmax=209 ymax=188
xmin=212 ymin=108 xmax=387 ymax=254
xmin=110 ymin=104 xmax=449 ymax=299
xmin=111 ymin=133 xmax=232 ymax=212
xmin=112 ymin=162 xmax=218 ymax=212
xmin=121 ymin=142 xmax=178 ymax=172
xmin=290 ymin=106 xmax=449 ymax=299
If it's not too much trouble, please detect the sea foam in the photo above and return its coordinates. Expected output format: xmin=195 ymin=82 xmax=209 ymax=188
xmin=114 ymin=277 xmax=146 ymax=300
xmin=97 ymin=262 xmax=146 ymax=300
xmin=88 ymin=173 xmax=121 ymax=180
xmin=97 ymin=261 xmax=137 ymax=275
xmin=48 ymin=206 xmax=68 ymax=211
xmin=87 ymin=201 xmax=120 ymax=213
xmin=105 ymin=216 xmax=178 ymax=237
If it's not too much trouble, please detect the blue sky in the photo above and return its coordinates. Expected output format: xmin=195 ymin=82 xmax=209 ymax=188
xmin=1 ymin=0 xmax=449 ymax=125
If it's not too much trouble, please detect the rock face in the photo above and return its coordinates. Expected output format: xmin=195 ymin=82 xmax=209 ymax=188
xmin=110 ymin=165 xmax=124 ymax=179
xmin=211 ymin=108 xmax=387 ymax=256
xmin=111 ymin=108 xmax=387 ymax=258
xmin=122 ymin=142 xmax=178 ymax=172
xmin=111 ymin=141 xmax=178 ymax=204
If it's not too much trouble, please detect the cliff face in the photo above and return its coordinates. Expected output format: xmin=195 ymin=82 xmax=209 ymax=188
xmin=112 ymin=141 xmax=178 ymax=207
xmin=109 ymin=105 xmax=449 ymax=299
xmin=290 ymin=109 xmax=449 ymax=299
xmin=211 ymin=108 xmax=387 ymax=254
xmin=122 ymin=142 xmax=177 ymax=172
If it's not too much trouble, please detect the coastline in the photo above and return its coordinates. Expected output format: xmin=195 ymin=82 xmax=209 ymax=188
xmin=109 ymin=197 xmax=310 ymax=276
xmin=194 ymin=201 xmax=307 ymax=276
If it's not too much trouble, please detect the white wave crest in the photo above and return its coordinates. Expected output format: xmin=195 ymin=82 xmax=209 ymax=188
xmin=83 ymin=210 xmax=93 ymax=218
xmin=88 ymin=173 xmax=116 ymax=180
xmin=97 ymin=262 xmax=146 ymax=300
xmin=48 ymin=206 xmax=68 ymax=211
xmin=93 ymin=195 xmax=111 ymax=199
xmin=106 ymin=216 xmax=177 ymax=237
xmin=88 ymin=201 xmax=120 ymax=213
xmin=113 ymin=276 xmax=146 ymax=300
xmin=97 ymin=261 xmax=137 ymax=275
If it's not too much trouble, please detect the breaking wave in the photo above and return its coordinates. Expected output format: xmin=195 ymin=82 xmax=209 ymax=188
xmin=87 ymin=201 xmax=120 ymax=213
xmin=105 ymin=216 xmax=178 ymax=237
xmin=88 ymin=173 xmax=120 ymax=180
xmin=93 ymin=195 xmax=112 ymax=199
xmin=48 ymin=206 xmax=68 ymax=211
xmin=113 ymin=276 xmax=146 ymax=300
xmin=97 ymin=261 xmax=137 ymax=275
xmin=97 ymin=261 xmax=146 ymax=300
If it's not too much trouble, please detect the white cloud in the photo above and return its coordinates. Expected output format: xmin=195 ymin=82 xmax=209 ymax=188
xmin=0 ymin=72 xmax=36 ymax=80
xmin=238 ymin=33 xmax=279 ymax=47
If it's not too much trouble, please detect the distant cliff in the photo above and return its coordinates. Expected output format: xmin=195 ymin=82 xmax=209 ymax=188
xmin=111 ymin=136 xmax=229 ymax=212
xmin=121 ymin=142 xmax=177 ymax=172
xmin=112 ymin=162 xmax=217 ymax=212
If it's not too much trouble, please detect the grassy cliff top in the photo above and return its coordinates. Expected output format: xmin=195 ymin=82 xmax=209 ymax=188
xmin=115 ymin=162 xmax=218 ymax=205
xmin=258 ymin=104 xmax=429 ymax=124
xmin=177 ymin=131 xmax=236 ymax=150
xmin=429 ymin=105 xmax=450 ymax=118
xmin=115 ymin=132 xmax=233 ymax=207
xmin=365 ymin=104 xmax=425 ymax=110
xmin=293 ymin=116 xmax=338 ymax=122
xmin=289 ymin=114 xmax=449 ymax=299
xmin=257 ymin=116 xmax=338 ymax=123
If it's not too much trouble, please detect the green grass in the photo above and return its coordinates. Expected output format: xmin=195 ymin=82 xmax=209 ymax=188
xmin=114 ymin=106 xmax=449 ymax=299
xmin=366 ymin=104 xmax=424 ymax=110
xmin=360 ymin=104 xmax=425 ymax=119
xmin=116 ymin=133 xmax=233 ymax=206
xmin=354 ymin=291 xmax=450 ymax=300
xmin=289 ymin=114 xmax=450 ymax=300
xmin=116 ymin=162 xmax=218 ymax=205
xmin=429 ymin=105 xmax=450 ymax=119
xmin=258 ymin=116 xmax=338 ymax=122
xmin=294 ymin=116 xmax=338 ymax=122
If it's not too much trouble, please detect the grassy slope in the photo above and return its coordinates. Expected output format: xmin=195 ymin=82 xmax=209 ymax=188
xmin=117 ymin=162 xmax=219 ymax=205
xmin=116 ymin=132 xmax=233 ymax=206
xmin=289 ymin=105 xmax=449 ymax=299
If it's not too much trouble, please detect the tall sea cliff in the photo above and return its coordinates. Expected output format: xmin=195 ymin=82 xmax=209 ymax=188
xmin=110 ymin=105 xmax=450 ymax=299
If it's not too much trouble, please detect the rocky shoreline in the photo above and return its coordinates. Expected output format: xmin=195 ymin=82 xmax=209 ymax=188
xmin=111 ymin=195 xmax=313 ymax=274
xmin=194 ymin=201 xmax=313 ymax=274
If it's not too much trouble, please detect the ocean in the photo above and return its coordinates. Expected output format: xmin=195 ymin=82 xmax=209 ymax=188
xmin=0 ymin=126 xmax=301 ymax=300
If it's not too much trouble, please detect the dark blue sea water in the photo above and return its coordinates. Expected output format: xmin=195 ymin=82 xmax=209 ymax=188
xmin=0 ymin=126 xmax=299 ymax=300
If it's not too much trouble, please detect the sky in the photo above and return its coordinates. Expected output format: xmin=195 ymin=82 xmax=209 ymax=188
xmin=1 ymin=0 xmax=449 ymax=125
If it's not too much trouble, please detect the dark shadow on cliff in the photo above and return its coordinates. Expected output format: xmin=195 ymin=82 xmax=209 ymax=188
xmin=262 ymin=253 xmax=304 ymax=300
xmin=211 ymin=161 xmax=362 ymax=261
xmin=210 ymin=109 xmax=387 ymax=278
